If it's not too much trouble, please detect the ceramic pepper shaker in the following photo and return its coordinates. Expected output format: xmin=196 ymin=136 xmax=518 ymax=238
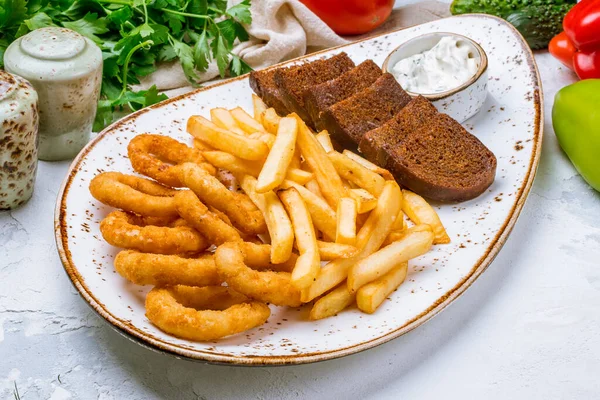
xmin=4 ymin=27 xmax=102 ymax=161
xmin=0 ymin=71 xmax=39 ymax=210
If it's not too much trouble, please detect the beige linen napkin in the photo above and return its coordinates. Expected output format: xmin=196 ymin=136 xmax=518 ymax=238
xmin=133 ymin=0 xmax=450 ymax=97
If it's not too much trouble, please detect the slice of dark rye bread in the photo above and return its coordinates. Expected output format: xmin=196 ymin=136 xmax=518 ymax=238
xmin=248 ymin=69 xmax=290 ymax=116
xmin=388 ymin=114 xmax=497 ymax=202
xmin=320 ymin=73 xmax=412 ymax=149
xmin=359 ymin=96 xmax=438 ymax=166
xmin=273 ymin=53 xmax=355 ymax=126
xmin=304 ymin=60 xmax=382 ymax=131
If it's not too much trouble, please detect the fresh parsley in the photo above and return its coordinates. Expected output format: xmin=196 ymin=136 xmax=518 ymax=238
xmin=0 ymin=0 xmax=253 ymax=130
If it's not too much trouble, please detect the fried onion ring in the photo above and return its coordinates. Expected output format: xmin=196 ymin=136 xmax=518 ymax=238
xmin=145 ymin=285 xmax=270 ymax=341
xmin=241 ymin=242 xmax=297 ymax=273
xmin=114 ymin=251 xmax=222 ymax=286
xmin=90 ymin=172 xmax=178 ymax=217
xmin=174 ymin=190 xmax=242 ymax=245
xmin=180 ymin=163 xmax=267 ymax=235
xmin=100 ymin=211 xmax=208 ymax=254
xmin=128 ymin=134 xmax=216 ymax=187
xmin=214 ymin=241 xmax=302 ymax=307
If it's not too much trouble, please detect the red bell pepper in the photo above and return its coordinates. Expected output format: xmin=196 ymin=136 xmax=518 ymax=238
xmin=549 ymin=0 xmax=600 ymax=79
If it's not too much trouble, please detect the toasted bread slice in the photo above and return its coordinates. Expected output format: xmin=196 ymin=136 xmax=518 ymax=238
xmin=389 ymin=114 xmax=497 ymax=202
xmin=273 ymin=53 xmax=355 ymax=126
xmin=320 ymin=73 xmax=412 ymax=149
xmin=249 ymin=68 xmax=289 ymax=116
xmin=304 ymin=60 xmax=382 ymax=131
xmin=359 ymin=96 xmax=438 ymax=165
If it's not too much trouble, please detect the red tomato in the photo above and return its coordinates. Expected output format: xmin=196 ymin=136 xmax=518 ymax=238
xmin=299 ymin=0 xmax=394 ymax=35
xmin=573 ymin=50 xmax=600 ymax=80
xmin=549 ymin=32 xmax=577 ymax=70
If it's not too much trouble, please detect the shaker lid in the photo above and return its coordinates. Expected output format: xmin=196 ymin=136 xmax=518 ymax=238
xmin=4 ymin=26 xmax=102 ymax=82
xmin=0 ymin=70 xmax=18 ymax=102
xmin=21 ymin=27 xmax=86 ymax=60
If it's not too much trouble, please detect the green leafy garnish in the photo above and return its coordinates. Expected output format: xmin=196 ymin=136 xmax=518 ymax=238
xmin=0 ymin=0 xmax=253 ymax=130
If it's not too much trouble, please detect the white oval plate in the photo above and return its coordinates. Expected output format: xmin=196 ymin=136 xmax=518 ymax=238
xmin=55 ymin=15 xmax=542 ymax=365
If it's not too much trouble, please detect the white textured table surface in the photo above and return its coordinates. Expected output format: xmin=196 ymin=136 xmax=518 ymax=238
xmin=2 ymin=48 xmax=600 ymax=400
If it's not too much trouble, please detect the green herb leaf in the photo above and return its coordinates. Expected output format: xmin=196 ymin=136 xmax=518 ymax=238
xmin=107 ymin=6 xmax=133 ymax=26
xmin=193 ymin=29 xmax=210 ymax=72
xmin=131 ymin=63 xmax=157 ymax=77
xmin=216 ymin=19 xmax=236 ymax=49
xmin=188 ymin=0 xmax=208 ymax=17
xmin=149 ymin=24 xmax=169 ymax=45
xmin=0 ymin=0 xmax=28 ymax=30
xmin=212 ymin=0 xmax=228 ymax=12
xmin=142 ymin=85 xmax=168 ymax=106
xmin=233 ymin=19 xmax=249 ymax=42
xmin=93 ymin=99 xmax=115 ymax=132
xmin=172 ymin=37 xmax=200 ymax=83
xmin=210 ymin=32 xmax=229 ymax=78
xmin=230 ymin=54 xmax=252 ymax=76
xmin=24 ymin=12 xmax=54 ymax=31
xmin=103 ymin=56 xmax=120 ymax=78
xmin=226 ymin=0 xmax=251 ymax=25
xmin=138 ymin=22 xmax=154 ymax=38
xmin=158 ymin=44 xmax=177 ymax=61
xmin=62 ymin=12 xmax=109 ymax=44
xmin=163 ymin=12 xmax=184 ymax=35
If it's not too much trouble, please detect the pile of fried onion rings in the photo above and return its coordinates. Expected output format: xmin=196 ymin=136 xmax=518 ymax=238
xmin=90 ymin=133 xmax=297 ymax=341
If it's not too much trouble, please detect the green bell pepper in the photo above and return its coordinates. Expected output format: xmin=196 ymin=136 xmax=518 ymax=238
xmin=552 ymin=79 xmax=600 ymax=192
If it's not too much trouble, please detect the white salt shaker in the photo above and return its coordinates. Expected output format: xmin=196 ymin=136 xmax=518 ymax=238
xmin=4 ymin=27 xmax=102 ymax=161
xmin=0 ymin=71 xmax=39 ymax=210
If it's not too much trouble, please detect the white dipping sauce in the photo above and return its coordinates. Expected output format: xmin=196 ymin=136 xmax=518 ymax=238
xmin=391 ymin=36 xmax=478 ymax=94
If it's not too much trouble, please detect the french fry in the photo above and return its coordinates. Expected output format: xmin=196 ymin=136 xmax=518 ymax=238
xmin=252 ymin=94 xmax=268 ymax=123
xmin=383 ymin=224 xmax=432 ymax=247
xmin=261 ymin=108 xmax=281 ymax=134
xmin=301 ymin=181 xmax=402 ymax=302
xmin=336 ymin=197 xmax=357 ymax=245
xmin=285 ymin=168 xmax=313 ymax=185
xmin=348 ymin=230 xmax=434 ymax=293
xmin=210 ymin=108 xmax=247 ymax=135
xmin=327 ymin=151 xmax=386 ymax=196
xmin=279 ymin=188 xmax=321 ymax=290
xmin=230 ymin=107 xmax=266 ymax=134
xmin=187 ymin=116 xmax=269 ymax=161
xmin=203 ymin=150 xmax=309 ymax=187
xmin=289 ymin=147 xmax=302 ymax=170
xmin=309 ymin=284 xmax=355 ymax=320
xmin=390 ymin=207 xmax=406 ymax=231
xmin=316 ymin=131 xmax=334 ymax=152
xmin=348 ymin=188 xmax=377 ymax=214
xmin=293 ymin=114 xmax=347 ymax=207
xmin=356 ymin=262 xmax=408 ymax=314
xmin=317 ymin=241 xmax=357 ymax=260
xmin=355 ymin=181 xmax=402 ymax=254
xmin=342 ymin=149 xmax=394 ymax=180
xmin=402 ymin=190 xmax=450 ymax=244
xmin=193 ymin=138 xmax=214 ymax=151
xmin=355 ymin=212 xmax=370 ymax=231
xmin=256 ymin=117 xmax=297 ymax=193
xmin=249 ymin=132 xmax=276 ymax=149
xmin=305 ymin=179 xmax=324 ymax=199
xmin=280 ymin=180 xmax=337 ymax=240
xmin=203 ymin=151 xmax=262 ymax=177
xmin=240 ymin=176 xmax=294 ymax=264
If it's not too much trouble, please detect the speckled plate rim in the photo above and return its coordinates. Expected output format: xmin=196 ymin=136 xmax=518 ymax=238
xmin=54 ymin=14 xmax=543 ymax=366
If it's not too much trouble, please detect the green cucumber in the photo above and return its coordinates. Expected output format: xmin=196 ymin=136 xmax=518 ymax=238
xmin=506 ymin=4 xmax=574 ymax=49
xmin=450 ymin=0 xmax=576 ymax=49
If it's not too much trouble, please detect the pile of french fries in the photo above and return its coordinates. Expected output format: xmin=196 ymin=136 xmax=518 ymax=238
xmin=186 ymin=95 xmax=450 ymax=320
